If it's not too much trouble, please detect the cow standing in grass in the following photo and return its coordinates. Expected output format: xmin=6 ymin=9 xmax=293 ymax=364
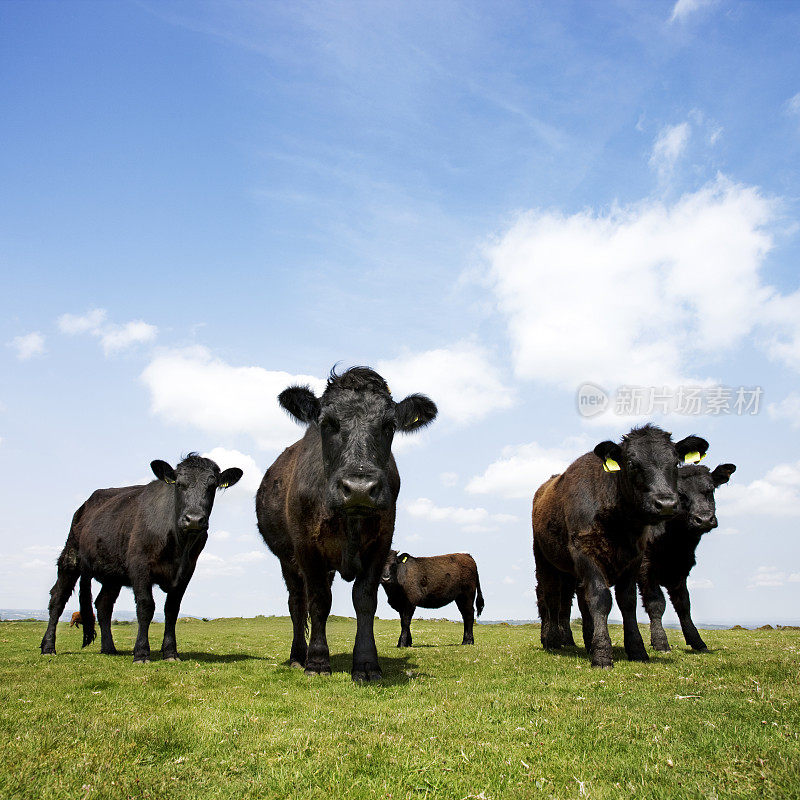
xmin=639 ymin=462 xmax=736 ymax=652
xmin=40 ymin=454 xmax=242 ymax=662
xmin=381 ymin=550 xmax=484 ymax=647
xmin=257 ymin=367 xmax=437 ymax=681
xmin=532 ymin=425 xmax=708 ymax=668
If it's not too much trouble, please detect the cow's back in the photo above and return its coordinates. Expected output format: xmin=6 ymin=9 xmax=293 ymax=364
xmin=401 ymin=553 xmax=476 ymax=608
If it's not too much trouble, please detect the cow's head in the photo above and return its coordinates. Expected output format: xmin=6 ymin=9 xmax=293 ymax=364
xmin=151 ymin=453 xmax=243 ymax=534
xmin=593 ymin=425 xmax=709 ymax=522
xmin=676 ymin=462 xmax=736 ymax=532
xmin=279 ymin=366 xmax=437 ymax=515
xmin=381 ymin=550 xmax=410 ymax=585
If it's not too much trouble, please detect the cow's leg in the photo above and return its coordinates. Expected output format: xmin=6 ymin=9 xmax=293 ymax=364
xmin=558 ymin=573 xmax=577 ymax=647
xmin=351 ymin=558 xmax=383 ymax=682
xmin=79 ymin=571 xmax=96 ymax=648
xmin=668 ymin=579 xmax=707 ymax=651
xmin=161 ymin=584 xmax=188 ymax=661
xmin=456 ymin=592 xmax=476 ymax=645
xmin=95 ymin=582 xmax=121 ymax=655
xmin=640 ymin=574 xmax=670 ymax=651
xmin=132 ymin=581 xmax=155 ymax=663
xmin=575 ymin=557 xmax=614 ymax=668
xmin=281 ymin=561 xmax=308 ymax=668
xmin=40 ymin=565 xmax=79 ymax=654
xmin=534 ymin=541 xmax=562 ymax=649
xmin=614 ymin=571 xmax=648 ymax=662
xmin=576 ymin=585 xmax=594 ymax=653
xmin=304 ymin=560 xmax=332 ymax=676
xmin=398 ymin=602 xmax=415 ymax=647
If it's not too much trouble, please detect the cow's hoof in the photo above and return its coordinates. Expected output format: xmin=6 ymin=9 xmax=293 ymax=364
xmin=627 ymin=651 xmax=649 ymax=662
xmin=133 ymin=657 xmax=151 ymax=664
xmin=304 ymin=666 xmax=331 ymax=677
xmin=652 ymin=642 xmax=671 ymax=652
xmin=162 ymin=655 xmax=181 ymax=662
xmin=352 ymin=669 xmax=382 ymax=682
xmin=462 ymin=639 xmax=475 ymax=645
xmin=691 ymin=644 xmax=709 ymax=653
xmin=101 ymin=648 xmax=118 ymax=656
xmin=592 ymin=662 xmax=614 ymax=670
xmin=40 ymin=645 xmax=56 ymax=655
xmin=289 ymin=660 xmax=305 ymax=669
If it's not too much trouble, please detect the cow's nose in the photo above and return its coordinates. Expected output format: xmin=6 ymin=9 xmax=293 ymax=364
xmin=340 ymin=476 xmax=380 ymax=507
xmin=182 ymin=513 xmax=208 ymax=529
xmin=692 ymin=513 xmax=718 ymax=529
xmin=653 ymin=494 xmax=678 ymax=515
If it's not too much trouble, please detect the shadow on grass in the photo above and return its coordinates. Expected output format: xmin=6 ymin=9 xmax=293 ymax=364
xmin=320 ymin=651 xmax=422 ymax=686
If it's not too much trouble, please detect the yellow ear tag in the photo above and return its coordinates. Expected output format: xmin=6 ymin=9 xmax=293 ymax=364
xmin=400 ymin=555 xmax=408 ymax=563
xmin=165 ymin=477 xmax=176 ymax=484
xmin=411 ymin=415 xmax=419 ymax=425
xmin=684 ymin=451 xmax=704 ymax=465
xmin=603 ymin=458 xmax=620 ymax=473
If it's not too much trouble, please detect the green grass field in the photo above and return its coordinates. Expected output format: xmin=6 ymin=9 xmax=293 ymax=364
xmin=1 ymin=617 xmax=798 ymax=799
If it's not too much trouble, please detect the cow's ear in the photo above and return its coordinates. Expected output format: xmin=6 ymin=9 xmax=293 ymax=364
xmin=593 ymin=441 xmax=623 ymax=472
xmin=217 ymin=468 xmax=243 ymax=490
xmin=279 ymin=386 xmax=321 ymax=425
xmin=398 ymin=552 xmax=411 ymax=564
xmin=396 ymin=394 xmax=438 ymax=433
xmin=675 ymin=435 xmax=709 ymax=464
xmin=711 ymin=463 xmax=736 ymax=487
xmin=151 ymin=460 xmax=176 ymax=484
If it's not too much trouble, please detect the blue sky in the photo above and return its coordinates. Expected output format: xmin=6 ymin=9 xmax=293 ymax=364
xmin=2 ymin=0 xmax=800 ymax=625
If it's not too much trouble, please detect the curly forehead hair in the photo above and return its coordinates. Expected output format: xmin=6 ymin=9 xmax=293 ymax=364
xmin=622 ymin=423 xmax=673 ymax=444
xmin=323 ymin=366 xmax=391 ymax=398
xmin=178 ymin=452 xmax=219 ymax=472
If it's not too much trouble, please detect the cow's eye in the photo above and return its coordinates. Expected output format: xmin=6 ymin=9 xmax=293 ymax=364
xmin=321 ymin=417 xmax=340 ymax=434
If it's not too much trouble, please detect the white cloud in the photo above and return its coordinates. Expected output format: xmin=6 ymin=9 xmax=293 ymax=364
xmin=790 ymin=573 xmax=800 ymax=583
xmin=196 ymin=549 xmax=268 ymax=578
xmin=670 ymin=0 xmax=716 ymax=23
xmin=58 ymin=308 xmax=157 ymax=355
xmin=768 ymin=393 xmax=800 ymax=429
xmin=377 ymin=342 xmax=515 ymax=425
xmin=404 ymin=497 xmax=517 ymax=532
xmin=650 ymin=122 xmax=690 ymax=181
xmin=687 ymin=577 xmax=714 ymax=590
xmin=485 ymin=177 xmax=798 ymax=390
xmin=785 ymin=92 xmax=800 ymax=117
xmin=721 ymin=461 xmax=800 ymax=518
xmin=502 ymin=576 xmax=515 ymax=585
xmin=467 ymin=440 xmax=583 ymax=500
xmin=714 ymin=526 xmax=740 ymax=536
xmin=202 ymin=446 xmax=263 ymax=494
xmin=141 ymin=346 xmax=326 ymax=451
xmin=440 ymin=472 xmax=458 ymax=487
xmin=747 ymin=566 xmax=788 ymax=589
xmin=58 ymin=309 xmax=107 ymax=334
xmin=10 ymin=332 xmax=46 ymax=360
xmin=99 ymin=320 xmax=157 ymax=354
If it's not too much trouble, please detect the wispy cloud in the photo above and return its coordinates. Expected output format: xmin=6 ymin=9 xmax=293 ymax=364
xmin=9 ymin=332 xmax=46 ymax=361
xmin=670 ymin=0 xmax=717 ymax=24
xmin=650 ymin=122 xmax=690 ymax=181
xmin=747 ymin=565 xmax=799 ymax=589
xmin=58 ymin=309 xmax=157 ymax=355
xmin=404 ymin=497 xmax=517 ymax=533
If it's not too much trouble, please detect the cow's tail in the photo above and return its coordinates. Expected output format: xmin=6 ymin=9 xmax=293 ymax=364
xmin=475 ymin=571 xmax=485 ymax=618
xmin=79 ymin=573 xmax=96 ymax=648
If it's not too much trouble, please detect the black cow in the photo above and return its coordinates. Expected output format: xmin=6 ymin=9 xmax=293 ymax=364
xmin=381 ymin=550 xmax=484 ymax=647
xmin=639 ymin=462 xmax=736 ymax=652
xmin=40 ymin=454 xmax=242 ymax=662
xmin=532 ymin=424 xmax=708 ymax=667
xmin=256 ymin=366 xmax=437 ymax=681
